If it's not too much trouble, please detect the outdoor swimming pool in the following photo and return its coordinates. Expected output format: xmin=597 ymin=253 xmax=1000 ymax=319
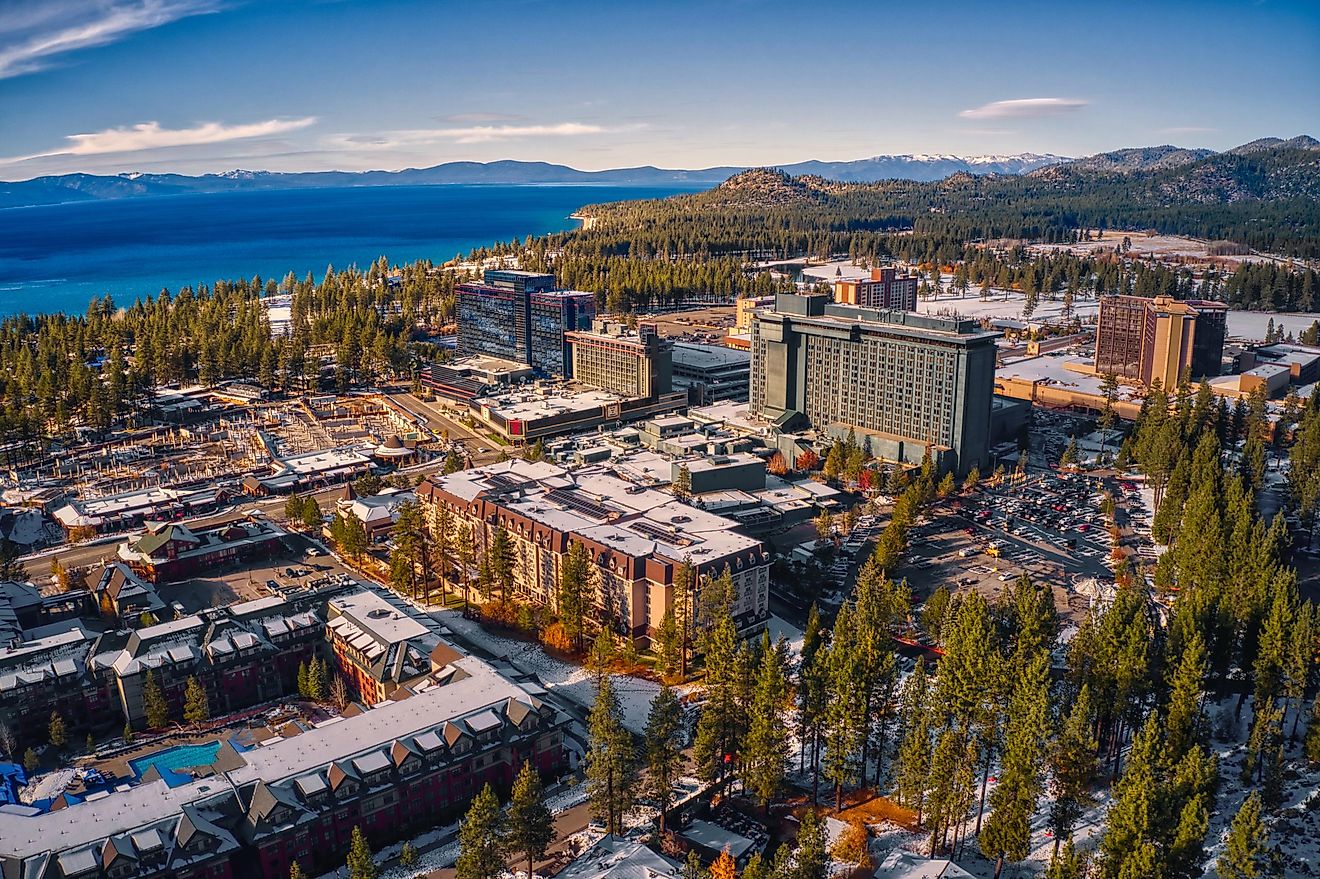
xmin=129 ymin=741 xmax=224 ymax=787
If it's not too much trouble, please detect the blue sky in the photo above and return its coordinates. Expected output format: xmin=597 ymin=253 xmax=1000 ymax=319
xmin=0 ymin=0 xmax=1317 ymax=180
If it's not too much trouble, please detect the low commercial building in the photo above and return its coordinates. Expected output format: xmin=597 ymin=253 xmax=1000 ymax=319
xmin=417 ymin=459 xmax=770 ymax=640
xmin=117 ymin=516 xmax=289 ymax=583
xmin=671 ymin=342 xmax=751 ymax=405
xmin=679 ymin=452 xmax=766 ymax=494
xmin=1250 ymin=343 xmax=1320 ymax=386
xmin=994 ymin=354 xmax=1145 ymax=419
xmin=274 ymin=448 xmax=373 ymax=486
xmin=335 ymin=488 xmax=416 ymax=543
xmin=467 ymin=384 xmax=688 ymax=444
xmin=1208 ymin=363 xmax=1293 ymax=400
xmin=421 ymin=355 xmax=534 ymax=404
xmin=51 ymin=484 xmax=226 ymax=536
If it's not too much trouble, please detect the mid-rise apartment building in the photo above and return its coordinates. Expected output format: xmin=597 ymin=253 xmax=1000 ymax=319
xmin=1094 ymin=294 xmax=1227 ymax=386
xmin=735 ymin=295 xmax=777 ymax=333
xmin=833 ymin=266 xmax=919 ymax=311
xmin=456 ymin=270 xmax=595 ymax=376
xmin=326 ymin=590 xmax=462 ymax=705
xmin=750 ymin=293 xmax=999 ymax=475
xmin=565 ymin=319 xmax=673 ymax=398
xmin=110 ymin=591 xmax=329 ymax=728
xmin=0 ymin=645 xmax=566 ymax=879
xmin=417 ymin=460 xmax=770 ymax=640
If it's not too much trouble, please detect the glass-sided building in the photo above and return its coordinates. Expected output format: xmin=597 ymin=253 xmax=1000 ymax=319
xmin=456 ymin=270 xmax=595 ymax=376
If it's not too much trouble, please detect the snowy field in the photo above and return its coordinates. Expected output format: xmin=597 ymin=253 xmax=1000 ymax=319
xmin=434 ymin=610 xmax=663 ymax=735
xmin=916 ymin=286 xmax=1100 ymax=325
xmin=1030 ymin=231 xmax=1301 ymax=269
xmin=917 ymin=282 xmax=1318 ymax=342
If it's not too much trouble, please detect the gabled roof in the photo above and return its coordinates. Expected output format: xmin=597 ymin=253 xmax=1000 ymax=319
xmin=101 ymin=835 xmax=137 ymax=868
xmin=131 ymin=522 xmax=201 ymax=557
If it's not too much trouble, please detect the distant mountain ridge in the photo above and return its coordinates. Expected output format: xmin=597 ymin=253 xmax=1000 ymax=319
xmin=0 ymin=154 xmax=1066 ymax=208
xmin=0 ymin=138 xmax=1313 ymax=208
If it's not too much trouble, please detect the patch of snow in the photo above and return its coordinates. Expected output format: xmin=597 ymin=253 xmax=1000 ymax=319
xmin=435 ymin=610 xmax=662 ymax=734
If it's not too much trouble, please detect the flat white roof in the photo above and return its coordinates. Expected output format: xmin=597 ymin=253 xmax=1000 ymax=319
xmin=478 ymin=387 xmax=622 ymax=421
xmin=329 ymin=590 xmax=430 ymax=645
xmin=682 ymin=452 xmax=762 ymax=474
xmin=671 ymin=342 xmax=751 ymax=370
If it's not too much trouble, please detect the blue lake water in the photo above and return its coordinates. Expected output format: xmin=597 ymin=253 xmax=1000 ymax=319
xmin=0 ymin=184 xmax=701 ymax=317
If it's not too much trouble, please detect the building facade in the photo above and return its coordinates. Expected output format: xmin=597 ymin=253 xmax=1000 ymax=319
xmin=417 ymin=460 xmax=770 ymax=640
xmin=671 ymin=342 xmax=751 ymax=405
xmin=1094 ymin=295 xmax=1227 ymax=386
xmin=750 ymin=293 xmax=999 ymax=475
xmin=0 ymin=651 xmax=567 ymax=879
xmin=566 ymin=319 xmax=673 ymax=399
xmin=456 ymin=270 xmax=596 ymax=376
xmin=325 ymin=590 xmax=461 ymax=705
xmin=1 ymin=579 xmax=442 ymax=741
xmin=832 ymin=267 xmax=919 ymax=311
xmin=117 ymin=517 xmax=288 ymax=584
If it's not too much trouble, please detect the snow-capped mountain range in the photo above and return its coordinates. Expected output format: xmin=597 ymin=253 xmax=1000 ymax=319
xmin=0 ymin=153 xmax=1072 ymax=207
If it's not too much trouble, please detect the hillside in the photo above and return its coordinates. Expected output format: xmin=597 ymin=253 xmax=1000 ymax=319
xmin=1056 ymin=145 xmax=1216 ymax=173
xmin=571 ymin=137 xmax=1320 ymax=258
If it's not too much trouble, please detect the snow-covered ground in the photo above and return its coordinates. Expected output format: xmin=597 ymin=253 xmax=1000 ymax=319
xmin=1030 ymin=231 xmax=1304 ymax=270
xmin=916 ymin=285 xmax=1101 ymax=326
xmin=19 ymin=768 xmax=76 ymax=805
xmin=768 ymin=614 xmax=806 ymax=662
xmin=915 ymin=284 xmax=1318 ymax=343
xmin=434 ymin=610 xmax=662 ymax=734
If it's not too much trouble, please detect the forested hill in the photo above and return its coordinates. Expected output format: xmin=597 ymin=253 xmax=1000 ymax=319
xmin=572 ymin=139 xmax=1320 ymax=259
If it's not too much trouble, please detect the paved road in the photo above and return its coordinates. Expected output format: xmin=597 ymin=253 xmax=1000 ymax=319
xmin=388 ymin=390 xmax=509 ymax=462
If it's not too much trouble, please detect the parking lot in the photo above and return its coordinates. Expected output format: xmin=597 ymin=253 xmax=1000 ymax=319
xmin=163 ymin=532 xmax=354 ymax=614
xmin=895 ymin=470 xmax=1120 ymax=621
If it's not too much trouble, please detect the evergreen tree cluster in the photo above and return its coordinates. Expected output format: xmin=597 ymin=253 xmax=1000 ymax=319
xmin=0 ymin=260 xmax=442 ymax=447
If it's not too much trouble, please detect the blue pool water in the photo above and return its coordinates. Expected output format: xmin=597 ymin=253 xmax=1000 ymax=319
xmin=130 ymin=741 xmax=225 ymax=787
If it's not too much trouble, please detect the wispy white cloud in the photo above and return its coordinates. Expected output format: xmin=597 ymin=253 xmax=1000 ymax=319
xmin=0 ymin=0 xmax=222 ymax=79
xmin=438 ymin=112 xmax=522 ymax=124
xmin=0 ymin=118 xmax=318 ymax=166
xmin=329 ymin=121 xmax=637 ymax=149
xmin=959 ymin=98 xmax=1088 ymax=120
